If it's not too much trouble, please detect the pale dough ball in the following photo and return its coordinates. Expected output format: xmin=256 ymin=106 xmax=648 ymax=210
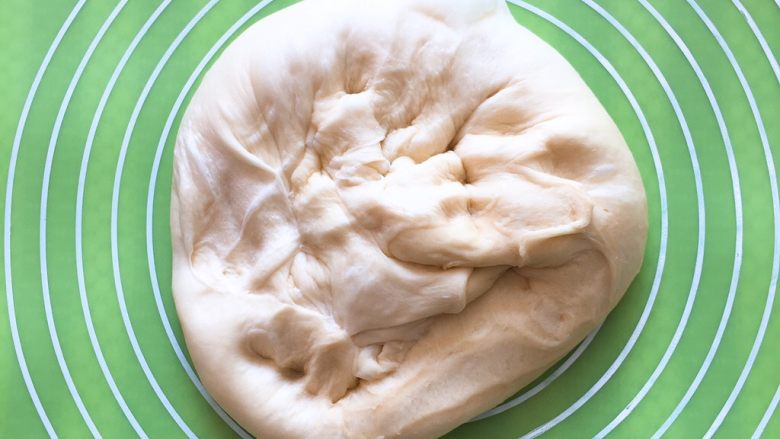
xmin=170 ymin=0 xmax=648 ymax=437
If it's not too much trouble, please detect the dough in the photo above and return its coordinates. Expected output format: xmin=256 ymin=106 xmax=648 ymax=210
xmin=170 ymin=0 xmax=647 ymax=437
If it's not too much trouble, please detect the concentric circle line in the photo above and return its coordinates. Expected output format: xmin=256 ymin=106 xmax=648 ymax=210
xmin=107 ymin=0 xmax=251 ymax=436
xmin=637 ymin=1 xmax=745 ymax=436
xmin=686 ymin=1 xmax=780 ymax=436
xmin=105 ymin=1 xmax=197 ymax=434
xmin=3 ymin=1 xmax=774 ymax=437
xmin=75 ymin=0 xmax=179 ymax=436
xmin=476 ymin=0 xmax=675 ymax=420
xmin=125 ymin=0 xmax=275 ymax=436
xmin=39 ymin=0 xmax=129 ymax=434
xmin=144 ymin=0 xmax=276 ymax=395
xmin=577 ymin=1 xmax=707 ymax=436
xmin=505 ymin=3 xmax=670 ymax=437
xmin=472 ymin=323 xmax=601 ymax=420
xmin=752 ymin=384 xmax=780 ymax=439
xmin=513 ymin=0 xmax=711 ymax=435
xmin=732 ymin=0 xmax=780 ymax=84
xmin=3 ymin=0 xmax=85 ymax=436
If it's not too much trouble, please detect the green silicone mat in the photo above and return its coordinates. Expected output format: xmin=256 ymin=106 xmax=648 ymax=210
xmin=1 ymin=0 xmax=778 ymax=438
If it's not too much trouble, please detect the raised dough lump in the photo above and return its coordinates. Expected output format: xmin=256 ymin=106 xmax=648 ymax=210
xmin=171 ymin=0 xmax=648 ymax=437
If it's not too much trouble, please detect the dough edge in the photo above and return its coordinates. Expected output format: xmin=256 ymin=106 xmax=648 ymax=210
xmin=170 ymin=0 xmax=648 ymax=437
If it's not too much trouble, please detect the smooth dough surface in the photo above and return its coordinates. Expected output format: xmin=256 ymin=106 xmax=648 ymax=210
xmin=171 ymin=0 xmax=648 ymax=437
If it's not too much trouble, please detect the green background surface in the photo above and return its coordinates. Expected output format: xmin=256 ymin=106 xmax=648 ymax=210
xmin=1 ymin=0 xmax=778 ymax=438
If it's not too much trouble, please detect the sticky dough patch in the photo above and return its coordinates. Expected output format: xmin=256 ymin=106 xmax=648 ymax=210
xmin=170 ymin=0 xmax=648 ymax=437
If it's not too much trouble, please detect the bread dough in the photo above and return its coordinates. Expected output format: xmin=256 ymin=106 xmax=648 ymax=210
xmin=170 ymin=0 xmax=647 ymax=437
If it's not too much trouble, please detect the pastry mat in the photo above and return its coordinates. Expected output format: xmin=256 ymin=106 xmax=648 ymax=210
xmin=0 ymin=0 xmax=778 ymax=437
